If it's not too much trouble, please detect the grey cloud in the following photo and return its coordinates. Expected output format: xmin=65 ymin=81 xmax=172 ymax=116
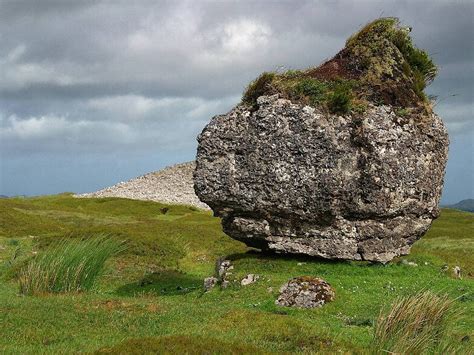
xmin=2 ymin=1 xmax=472 ymax=100
xmin=1 ymin=94 xmax=238 ymax=156
xmin=0 ymin=0 xmax=472 ymax=203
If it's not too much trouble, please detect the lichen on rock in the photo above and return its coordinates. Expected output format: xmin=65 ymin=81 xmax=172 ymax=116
xmin=276 ymin=277 xmax=335 ymax=308
xmin=193 ymin=19 xmax=449 ymax=263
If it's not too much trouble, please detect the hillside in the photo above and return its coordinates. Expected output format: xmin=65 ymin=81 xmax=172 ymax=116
xmin=447 ymin=199 xmax=474 ymax=213
xmin=0 ymin=195 xmax=472 ymax=353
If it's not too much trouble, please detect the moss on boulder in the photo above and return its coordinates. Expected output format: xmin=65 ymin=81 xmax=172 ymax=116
xmin=242 ymin=18 xmax=437 ymax=114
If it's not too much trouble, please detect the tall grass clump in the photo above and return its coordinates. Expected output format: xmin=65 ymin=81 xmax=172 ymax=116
xmin=19 ymin=236 xmax=125 ymax=295
xmin=372 ymin=291 xmax=461 ymax=354
xmin=294 ymin=78 xmax=328 ymax=105
xmin=327 ymin=84 xmax=353 ymax=114
xmin=242 ymin=72 xmax=276 ymax=107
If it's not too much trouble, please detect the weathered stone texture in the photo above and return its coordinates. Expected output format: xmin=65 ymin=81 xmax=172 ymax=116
xmin=194 ymin=95 xmax=448 ymax=262
xmin=276 ymin=276 xmax=335 ymax=308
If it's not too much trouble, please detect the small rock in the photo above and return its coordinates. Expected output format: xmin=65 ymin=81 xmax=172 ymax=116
xmin=453 ymin=266 xmax=462 ymax=279
xmin=401 ymin=259 xmax=418 ymax=267
xmin=276 ymin=276 xmax=335 ymax=308
xmin=216 ymin=259 xmax=232 ymax=279
xmin=203 ymin=277 xmax=218 ymax=291
xmin=241 ymin=274 xmax=259 ymax=286
xmin=221 ymin=280 xmax=230 ymax=289
xmin=267 ymin=287 xmax=273 ymax=293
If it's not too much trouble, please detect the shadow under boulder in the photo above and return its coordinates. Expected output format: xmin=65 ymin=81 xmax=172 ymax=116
xmin=116 ymin=270 xmax=201 ymax=296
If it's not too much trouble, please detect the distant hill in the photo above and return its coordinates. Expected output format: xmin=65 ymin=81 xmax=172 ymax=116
xmin=446 ymin=199 xmax=474 ymax=212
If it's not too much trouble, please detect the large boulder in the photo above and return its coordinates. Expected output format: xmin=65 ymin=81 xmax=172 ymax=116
xmin=193 ymin=18 xmax=449 ymax=263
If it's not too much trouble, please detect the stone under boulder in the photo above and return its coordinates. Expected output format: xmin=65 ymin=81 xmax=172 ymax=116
xmin=276 ymin=277 xmax=335 ymax=308
xmin=193 ymin=18 xmax=449 ymax=263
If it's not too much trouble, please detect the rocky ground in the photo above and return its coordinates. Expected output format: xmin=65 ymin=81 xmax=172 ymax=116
xmin=76 ymin=161 xmax=209 ymax=210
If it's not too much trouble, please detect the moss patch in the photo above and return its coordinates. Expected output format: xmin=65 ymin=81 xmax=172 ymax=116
xmin=242 ymin=18 xmax=437 ymax=114
xmin=94 ymin=335 xmax=267 ymax=354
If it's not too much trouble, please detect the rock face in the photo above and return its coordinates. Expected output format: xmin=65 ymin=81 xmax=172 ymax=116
xmin=193 ymin=95 xmax=448 ymax=262
xmin=276 ymin=276 xmax=335 ymax=308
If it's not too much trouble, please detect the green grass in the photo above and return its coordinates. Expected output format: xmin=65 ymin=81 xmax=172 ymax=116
xmin=0 ymin=194 xmax=472 ymax=353
xmin=242 ymin=72 xmax=276 ymax=108
xmin=372 ymin=291 xmax=461 ymax=353
xmin=18 ymin=236 xmax=125 ymax=295
xmin=94 ymin=335 xmax=268 ymax=354
xmin=242 ymin=70 xmax=358 ymax=115
xmin=327 ymin=82 xmax=352 ymax=114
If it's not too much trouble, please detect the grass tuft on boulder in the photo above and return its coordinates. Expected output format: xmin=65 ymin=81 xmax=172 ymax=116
xmin=242 ymin=17 xmax=437 ymax=114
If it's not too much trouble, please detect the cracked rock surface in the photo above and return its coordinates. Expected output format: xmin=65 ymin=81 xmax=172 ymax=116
xmin=194 ymin=95 xmax=449 ymax=262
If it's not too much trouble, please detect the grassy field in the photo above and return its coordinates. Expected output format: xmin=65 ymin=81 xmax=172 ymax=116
xmin=0 ymin=194 xmax=472 ymax=353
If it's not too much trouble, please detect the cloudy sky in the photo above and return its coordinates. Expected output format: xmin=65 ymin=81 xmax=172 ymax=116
xmin=0 ymin=0 xmax=472 ymax=204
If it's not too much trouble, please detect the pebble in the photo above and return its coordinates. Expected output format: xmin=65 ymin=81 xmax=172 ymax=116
xmin=453 ymin=266 xmax=462 ymax=279
xmin=203 ymin=277 xmax=218 ymax=291
xmin=241 ymin=274 xmax=259 ymax=286
xmin=401 ymin=259 xmax=418 ymax=267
